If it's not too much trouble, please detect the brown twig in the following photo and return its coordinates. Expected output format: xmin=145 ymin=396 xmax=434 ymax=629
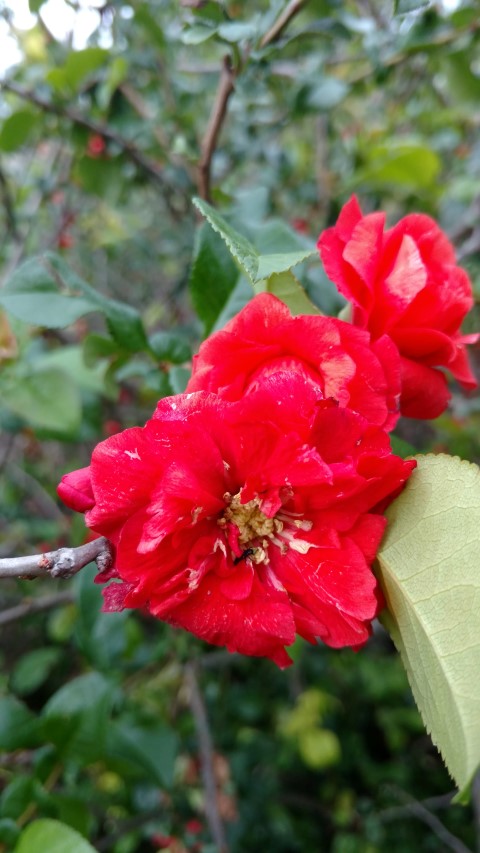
xmin=198 ymin=55 xmax=236 ymax=202
xmin=260 ymin=0 xmax=309 ymax=48
xmin=197 ymin=1 xmax=311 ymax=202
xmin=0 ymin=590 xmax=75 ymax=627
xmin=185 ymin=662 xmax=228 ymax=852
xmin=0 ymin=536 xmax=112 ymax=580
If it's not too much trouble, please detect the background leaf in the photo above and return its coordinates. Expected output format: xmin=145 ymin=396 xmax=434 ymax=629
xmin=15 ymin=819 xmax=97 ymax=853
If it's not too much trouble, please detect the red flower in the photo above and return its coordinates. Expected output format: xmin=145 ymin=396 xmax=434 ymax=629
xmin=187 ymin=293 xmax=401 ymax=430
xmin=58 ymin=375 xmax=415 ymax=667
xmin=317 ymin=196 xmax=478 ymax=419
xmin=87 ymin=133 xmax=106 ymax=158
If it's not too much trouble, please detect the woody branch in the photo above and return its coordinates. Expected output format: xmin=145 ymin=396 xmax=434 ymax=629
xmin=0 ymin=537 xmax=112 ymax=581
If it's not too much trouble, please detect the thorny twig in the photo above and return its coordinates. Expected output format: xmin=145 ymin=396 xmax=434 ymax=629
xmin=185 ymin=662 xmax=228 ymax=852
xmin=0 ymin=536 xmax=112 ymax=580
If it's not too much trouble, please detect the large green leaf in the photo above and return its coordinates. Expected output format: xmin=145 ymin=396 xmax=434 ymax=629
xmin=1 ymin=254 xmax=148 ymax=352
xmin=189 ymin=222 xmax=239 ymax=334
xmin=15 ymin=819 xmax=97 ymax=853
xmin=376 ymin=454 xmax=480 ymax=794
xmin=47 ymin=48 xmax=108 ymax=92
xmin=193 ymin=198 xmax=315 ymax=286
xmin=43 ymin=672 xmax=114 ymax=764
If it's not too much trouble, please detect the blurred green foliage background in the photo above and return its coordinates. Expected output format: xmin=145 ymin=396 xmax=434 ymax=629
xmin=0 ymin=1 xmax=479 ymax=850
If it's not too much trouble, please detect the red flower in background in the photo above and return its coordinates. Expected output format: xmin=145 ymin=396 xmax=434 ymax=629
xmin=187 ymin=293 xmax=401 ymax=430
xmin=317 ymin=196 xmax=478 ymax=419
xmin=87 ymin=133 xmax=106 ymax=158
xmin=58 ymin=375 xmax=414 ymax=667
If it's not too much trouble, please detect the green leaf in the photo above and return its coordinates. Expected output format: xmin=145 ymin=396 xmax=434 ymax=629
xmin=74 ymin=156 xmax=123 ymax=200
xmin=148 ymin=331 xmax=192 ymax=364
xmin=0 ymin=292 xmax=94 ymax=327
xmin=217 ymin=22 xmax=257 ymax=42
xmin=0 ymin=818 xmax=19 ymax=848
xmin=0 ymin=111 xmax=37 ymax=152
xmin=15 ymin=819 xmax=97 ymax=853
xmin=106 ymin=722 xmax=178 ymax=788
xmin=376 ymin=454 xmax=480 ymax=794
xmin=1 ymin=777 xmax=38 ymax=821
xmin=3 ymin=253 xmax=148 ymax=352
xmin=10 ymin=648 xmax=62 ymax=697
xmin=256 ymin=252 xmax=317 ymax=281
xmin=255 ymin=271 xmax=321 ymax=316
xmin=443 ymin=52 xmax=480 ymax=108
xmin=1 ymin=257 xmax=94 ymax=327
xmin=2 ymin=368 xmax=81 ymax=435
xmin=181 ymin=24 xmax=217 ymax=45
xmin=390 ymin=435 xmax=417 ymax=459
xmin=357 ymin=143 xmax=441 ymax=191
xmin=47 ymin=48 xmax=108 ymax=93
xmin=192 ymin=198 xmax=315 ymax=286
xmin=47 ymin=254 xmax=149 ymax=352
xmin=34 ymin=346 xmax=112 ymax=397
xmin=0 ymin=697 xmax=40 ymax=751
xmin=168 ymin=366 xmax=190 ymax=394
xmin=189 ymin=222 xmax=239 ymax=334
xmin=43 ymin=673 xmax=114 ymax=765
xmin=193 ymin=197 xmax=259 ymax=281
xmin=44 ymin=672 xmax=112 ymax=718
xmin=307 ymin=77 xmax=349 ymax=110
xmin=28 ymin=0 xmax=44 ymax=11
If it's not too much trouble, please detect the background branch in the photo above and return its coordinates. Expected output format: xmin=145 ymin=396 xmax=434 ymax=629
xmin=185 ymin=662 xmax=228 ymax=852
xmin=260 ymin=0 xmax=309 ymax=48
xmin=0 ymin=81 xmax=186 ymax=208
xmin=198 ymin=55 xmax=236 ymax=202
xmin=0 ymin=537 xmax=112 ymax=580
xmin=0 ymin=590 xmax=75 ymax=627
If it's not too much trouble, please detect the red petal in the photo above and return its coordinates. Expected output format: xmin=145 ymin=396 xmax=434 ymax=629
xmin=57 ymin=466 xmax=95 ymax=512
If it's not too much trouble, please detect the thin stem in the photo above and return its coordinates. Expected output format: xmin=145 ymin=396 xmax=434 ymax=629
xmin=260 ymin=0 xmax=309 ymax=48
xmin=380 ymin=789 xmax=472 ymax=853
xmin=0 ymin=590 xmax=75 ymax=627
xmin=185 ymin=662 xmax=228 ymax=852
xmin=198 ymin=55 xmax=236 ymax=202
xmin=0 ymin=537 xmax=112 ymax=581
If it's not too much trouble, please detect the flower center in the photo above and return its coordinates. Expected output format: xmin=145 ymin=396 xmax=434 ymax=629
xmin=223 ymin=493 xmax=278 ymax=543
xmin=218 ymin=491 xmax=315 ymax=565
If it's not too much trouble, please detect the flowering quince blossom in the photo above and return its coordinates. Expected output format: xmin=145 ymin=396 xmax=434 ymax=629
xmin=317 ymin=196 xmax=479 ymax=419
xmin=186 ymin=292 xmax=401 ymax=431
xmin=57 ymin=373 xmax=415 ymax=667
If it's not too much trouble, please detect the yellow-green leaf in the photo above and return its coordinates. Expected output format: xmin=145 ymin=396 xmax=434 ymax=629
xmin=376 ymin=454 xmax=480 ymax=794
